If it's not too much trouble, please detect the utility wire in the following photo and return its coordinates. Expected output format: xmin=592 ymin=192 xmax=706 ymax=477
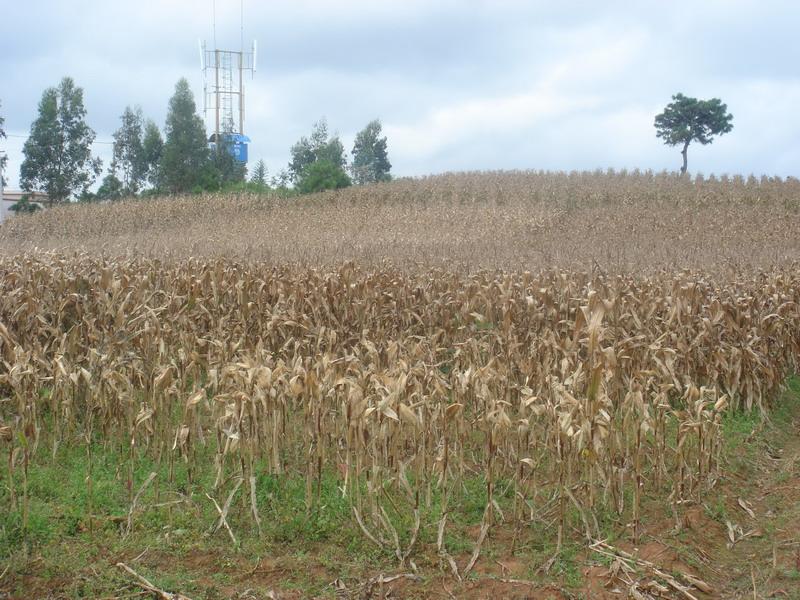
xmin=4 ymin=133 xmax=114 ymax=145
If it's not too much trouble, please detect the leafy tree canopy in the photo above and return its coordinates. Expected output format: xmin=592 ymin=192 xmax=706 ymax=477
xmin=296 ymin=159 xmax=351 ymax=194
xmin=654 ymin=93 xmax=733 ymax=173
xmin=271 ymin=169 xmax=291 ymax=190
xmin=95 ymin=173 xmax=124 ymax=201
xmin=159 ymin=78 xmax=209 ymax=194
xmin=111 ymin=106 xmax=147 ymax=195
xmin=141 ymin=119 xmax=164 ymax=190
xmin=351 ymin=119 xmax=391 ymax=185
xmin=20 ymin=77 xmax=102 ymax=204
xmin=289 ymin=118 xmax=347 ymax=183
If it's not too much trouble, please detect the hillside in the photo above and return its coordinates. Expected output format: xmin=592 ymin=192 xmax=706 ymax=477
xmin=2 ymin=170 xmax=800 ymax=271
xmin=2 ymin=170 xmax=800 ymax=599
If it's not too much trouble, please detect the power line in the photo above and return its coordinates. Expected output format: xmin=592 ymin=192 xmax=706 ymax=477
xmin=4 ymin=133 xmax=114 ymax=145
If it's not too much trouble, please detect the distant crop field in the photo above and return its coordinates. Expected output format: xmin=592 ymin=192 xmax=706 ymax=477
xmin=3 ymin=170 xmax=800 ymax=270
xmin=1 ymin=171 xmax=799 ymax=599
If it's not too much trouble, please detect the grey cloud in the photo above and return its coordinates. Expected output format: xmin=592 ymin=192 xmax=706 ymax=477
xmin=1 ymin=0 xmax=799 ymax=190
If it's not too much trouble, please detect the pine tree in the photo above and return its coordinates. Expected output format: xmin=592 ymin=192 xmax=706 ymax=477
xmin=20 ymin=77 xmax=102 ymax=204
xmin=159 ymin=78 xmax=209 ymax=193
xmin=250 ymin=159 xmax=268 ymax=186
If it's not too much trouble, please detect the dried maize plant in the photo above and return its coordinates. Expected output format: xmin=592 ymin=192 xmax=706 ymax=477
xmin=206 ymin=360 xmax=271 ymax=530
xmin=345 ymin=343 xmax=426 ymax=568
xmin=0 ymin=337 xmax=41 ymax=527
xmin=671 ymin=385 xmax=728 ymax=502
xmin=576 ymin=296 xmax=615 ymax=514
xmin=433 ymin=358 xmax=502 ymax=581
xmin=0 ymin=249 xmax=799 ymax=574
xmin=3 ymin=170 xmax=798 ymax=272
xmin=619 ymin=379 xmax=653 ymax=543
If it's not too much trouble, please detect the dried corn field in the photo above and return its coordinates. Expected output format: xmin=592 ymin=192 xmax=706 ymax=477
xmin=2 ymin=170 xmax=800 ymax=271
xmin=1 ymin=171 xmax=800 ymax=597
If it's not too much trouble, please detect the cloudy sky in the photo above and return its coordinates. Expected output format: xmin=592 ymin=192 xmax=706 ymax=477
xmin=1 ymin=0 xmax=799 ymax=189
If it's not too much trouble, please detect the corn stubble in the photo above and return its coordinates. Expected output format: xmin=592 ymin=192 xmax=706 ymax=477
xmin=0 ymin=170 xmax=799 ymax=574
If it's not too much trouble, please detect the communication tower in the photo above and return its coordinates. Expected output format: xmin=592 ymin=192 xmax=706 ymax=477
xmin=199 ymin=1 xmax=256 ymax=162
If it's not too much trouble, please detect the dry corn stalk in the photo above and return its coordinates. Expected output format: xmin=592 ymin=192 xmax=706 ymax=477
xmin=0 ymin=249 xmax=797 ymax=574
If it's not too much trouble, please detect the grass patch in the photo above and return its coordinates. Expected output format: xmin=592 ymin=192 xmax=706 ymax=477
xmin=3 ymin=376 xmax=799 ymax=598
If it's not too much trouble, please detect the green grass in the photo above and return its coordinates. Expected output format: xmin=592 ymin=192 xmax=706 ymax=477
xmin=3 ymin=376 xmax=799 ymax=597
xmin=703 ymin=497 xmax=729 ymax=524
xmin=0 ymin=432 xmax=511 ymax=596
xmin=548 ymin=541 xmax=584 ymax=589
xmin=781 ymin=569 xmax=800 ymax=581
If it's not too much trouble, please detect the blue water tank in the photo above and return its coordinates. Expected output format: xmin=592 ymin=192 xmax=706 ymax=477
xmin=228 ymin=133 xmax=250 ymax=163
xmin=208 ymin=133 xmax=251 ymax=163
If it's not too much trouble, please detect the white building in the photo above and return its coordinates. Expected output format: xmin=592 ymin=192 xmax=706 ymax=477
xmin=0 ymin=190 xmax=49 ymax=223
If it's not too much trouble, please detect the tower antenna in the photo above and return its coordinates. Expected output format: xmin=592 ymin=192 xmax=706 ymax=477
xmin=200 ymin=0 xmax=256 ymax=164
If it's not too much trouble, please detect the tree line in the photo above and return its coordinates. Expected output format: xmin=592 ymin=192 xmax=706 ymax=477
xmin=1 ymin=78 xmax=734 ymax=208
xmin=3 ymin=76 xmax=393 ymax=207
